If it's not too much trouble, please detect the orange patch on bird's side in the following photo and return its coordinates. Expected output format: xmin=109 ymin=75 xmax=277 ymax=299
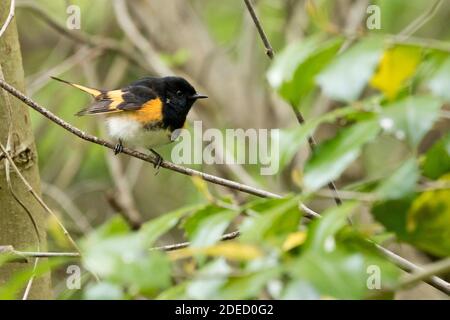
xmin=130 ymin=98 xmax=163 ymax=123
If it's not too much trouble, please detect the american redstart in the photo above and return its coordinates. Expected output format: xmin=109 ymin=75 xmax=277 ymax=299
xmin=52 ymin=76 xmax=207 ymax=168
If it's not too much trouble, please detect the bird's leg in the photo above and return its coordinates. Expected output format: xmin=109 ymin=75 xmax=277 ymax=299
xmin=149 ymin=148 xmax=163 ymax=173
xmin=114 ymin=139 xmax=124 ymax=155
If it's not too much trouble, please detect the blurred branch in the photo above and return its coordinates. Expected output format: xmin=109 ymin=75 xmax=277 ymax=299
xmin=105 ymin=190 xmax=142 ymax=230
xmin=41 ymin=182 xmax=93 ymax=233
xmin=398 ymin=0 xmax=443 ymax=38
xmin=0 ymin=0 xmax=15 ymax=38
xmin=375 ymin=244 xmax=450 ymax=294
xmin=399 ymin=257 xmax=450 ymax=290
xmin=1 ymin=231 xmax=242 ymax=259
xmin=27 ymin=46 xmax=102 ymax=96
xmin=242 ymin=0 xmax=342 ymax=206
xmin=112 ymin=0 xmax=171 ymax=76
xmin=16 ymin=1 xmax=152 ymax=73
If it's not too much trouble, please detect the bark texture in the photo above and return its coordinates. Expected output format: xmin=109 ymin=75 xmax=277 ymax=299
xmin=0 ymin=0 xmax=51 ymax=299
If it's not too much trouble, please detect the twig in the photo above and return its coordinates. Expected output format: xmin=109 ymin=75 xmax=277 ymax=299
xmin=112 ymin=0 xmax=171 ymax=76
xmin=242 ymin=0 xmax=342 ymax=206
xmin=41 ymin=182 xmax=93 ymax=233
xmin=0 ymin=0 xmax=15 ymax=38
xmin=398 ymin=257 xmax=450 ymax=290
xmin=243 ymin=0 xmax=274 ymax=58
xmin=0 ymin=80 xmax=449 ymax=294
xmin=16 ymin=1 xmax=151 ymax=73
xmin=375 ymin=244 xmax=450 ymax=294
xmin=398 ymin=0 xmax=443 ymax=38
xmin=2 ymin=231 xmax=242 ymax=259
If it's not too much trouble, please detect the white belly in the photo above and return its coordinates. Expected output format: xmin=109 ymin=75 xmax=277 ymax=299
xmin=105 ymin=117 xmax=172 ymax=148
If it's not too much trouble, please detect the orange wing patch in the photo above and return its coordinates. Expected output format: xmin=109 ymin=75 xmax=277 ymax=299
xmin=129 ymin=98 xmax=163 ymax=123
xmin=106 ymin=90 xmax=125 ymax=110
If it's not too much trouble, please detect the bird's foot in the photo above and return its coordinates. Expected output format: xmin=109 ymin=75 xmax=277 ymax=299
xmin=150 ymin=149 xmax=163 ymax=174
xmin=114 ymin=140 xmax=124 ymax=155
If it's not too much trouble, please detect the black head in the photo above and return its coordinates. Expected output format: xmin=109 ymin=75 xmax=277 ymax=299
xmin=130 ymin=76 xmax=207 ymax=129
xmin=163 ymin=76 xmax=207 ymax=110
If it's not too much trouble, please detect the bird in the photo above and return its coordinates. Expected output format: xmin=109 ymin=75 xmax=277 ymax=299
xmin=52 ymin=76 xmax=207 ymax=169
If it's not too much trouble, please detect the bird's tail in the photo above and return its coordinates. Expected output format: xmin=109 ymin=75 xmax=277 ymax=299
xmin=51 ymin=76 xmax=103 ymax=97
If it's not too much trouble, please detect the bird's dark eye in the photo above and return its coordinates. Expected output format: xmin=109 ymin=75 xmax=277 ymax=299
xmin=176 ymin=90 xmax=183 ymax=97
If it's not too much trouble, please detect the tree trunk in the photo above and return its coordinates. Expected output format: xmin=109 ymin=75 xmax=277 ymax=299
xmin=0 ymin=0 xmax=51 ymax=299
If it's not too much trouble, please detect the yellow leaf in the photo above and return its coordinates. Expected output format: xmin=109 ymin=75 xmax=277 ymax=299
xmin=291 ymin=169 xmax=303 ymax=188
xmin=46 ymin=214 xmax=72 ymax=249
xmin=370 ymin=46 xmax=422 ymax=99
xmin=282 ymin=231 xmax=307 ymax=251
xmin=191 ymin=176 xmax=213 ymax=201
xmin=169 ymin=242 xmax=262 ymax=261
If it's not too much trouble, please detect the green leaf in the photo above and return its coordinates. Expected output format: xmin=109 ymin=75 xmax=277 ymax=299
xmin=187 ymin=259 xmax=231 ymax=299
xmin=281 ymin=280 xmax=320 ymax=300
xmin=373 ymin=183 xmax=450 ymax=257
xmin=277 ymin=106 xmax=362 ymax=170
xmin=380 ymin=96 xmax=442 ymax=148
xmin=215 ymin=268 xmax=281 ymax=300
xmin=304 ymin=120 xmax=380 ymax=191
xmin=427 ymin=56 xmax=450 ymax=101
xmin=240 ymin=196 xmax=301 ymax=244
xmin=140 ymin=204 xmax=202 ymax=246
xmin=267 ymin=36 xmax=342 ymax=106
xmin=304 ymin=202 xmax=358 ymax=252
xmin=317 ymin=37 xmax=384 ymax=102
xmin=292 ymin=249 xmax=367 ymax=299
xmin=81 ymin=218 xmax=172 ymax=295
xmin=407 ymin=186 xmax=450 ymax=257
xmin=156 ymin=283 xmax=188 ymax=300
xmin=422 ymin=132 xmax=450 ymax=179
xmin=374 ymin=158 xmax=419 ymax=200
xmin=183 ymin=205 xmax=238 ymax=247
xmin=84 ymin=282 xmax=124 ymax=300
xmin=372 ymin=198 xmax=412 ymax=240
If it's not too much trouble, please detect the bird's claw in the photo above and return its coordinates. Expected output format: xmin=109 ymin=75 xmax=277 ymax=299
xmin=150 ymin=149 xmax=163 ymax=174
xmin=114 ymin=140 xmax=124 ymax=155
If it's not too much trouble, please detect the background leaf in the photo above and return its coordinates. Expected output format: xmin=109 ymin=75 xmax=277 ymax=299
xmin=316 ymin=37 xmax=384 ymax=102
xmin=422 ymin=132 xmax=450 ymax=179
xmin=304 ymin=120 xmax=380 ymax=191
xmin=268 ymin=36 xmax=342 ymax=105
xmin=374 ymin=158 xmax=419 ymax=200
xmin=183 ymin=205 xmax=238 ymax=247
xmin=380 ymin=95 xmax=442 ymax=148
xmin=370 ymin=45 xmax=422 ymax=99
xmin=427 ymin=56 xmax=450 ymax=101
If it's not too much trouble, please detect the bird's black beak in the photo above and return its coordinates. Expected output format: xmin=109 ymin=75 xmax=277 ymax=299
xmin=189 ymin=93 xmax=208 ymax=100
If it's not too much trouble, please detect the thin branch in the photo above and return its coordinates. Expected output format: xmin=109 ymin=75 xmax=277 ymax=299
xmin=243 ymin=0 xmax=274 ymax=58
xmin=16 ymin=1 xmax=151 ymax=73
xmin=399 ymin=257 xmax=450 ymax=290
xmin=2 ymin=231 xmax=242 ymax=259
xmin=398 ymin=0 xmax=443 ymax=38
xmin=0 ymin=80 xmax=449 ymax=294
xmin=242 ymin=0 xmax=342 ymax=206
xmin=375 ymin=244 xmax=450 ymax=294
xmin=0 ymin=0 xmax=15 ymax=38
